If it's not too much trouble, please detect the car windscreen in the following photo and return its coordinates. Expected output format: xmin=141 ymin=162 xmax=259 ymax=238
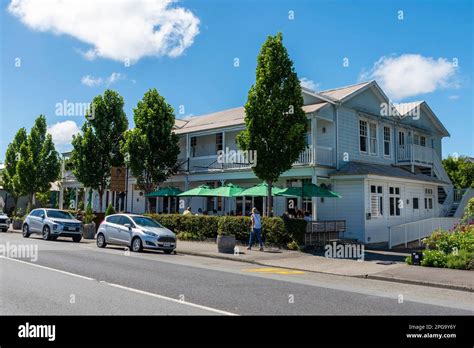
xmin=46 ymin=210 xmax=74 ymax=219
xmin=131 ymin=216 xmax=164 ymax=228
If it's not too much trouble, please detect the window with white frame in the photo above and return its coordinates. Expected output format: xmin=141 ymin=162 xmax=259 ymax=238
xmin=190 ymin=136 xmax=197 ymax=157
xmin=359 ymin=120 xmax=368 ymax=153
xmin=424 ymin=188 xmax=433 ymax=210
xmin=414 ymin=134 xmax=420 ymax=145
xmin=370 ymin=185 xmax=383 ymax=217
xmin=369 ymin=123 xmax=377 ymax=155
xmin=215 ymin=133 xmax=223 ymax=152
xmin=383 ymin=126 xmax=391 ymax=157
xmin=398 ymin=131 xmax=405 ymax=146
xmin=413 ymin=197 xmax=419 ymax=210
xmin=420 ymin=136 xmax=426 ymax=147
xmin=389 ymin=186 xmax=401 ymax=216
xmin=306 ymin=119 xmax=312 ymax=146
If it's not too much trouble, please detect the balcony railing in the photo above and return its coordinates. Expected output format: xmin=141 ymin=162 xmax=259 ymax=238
xmin=294 ymin=147 xmax=313 ymax=166
xmin=316 ymin=146 xmax=334 ymax=166
xmin=397 ymin=144 xmax=434 ymax=165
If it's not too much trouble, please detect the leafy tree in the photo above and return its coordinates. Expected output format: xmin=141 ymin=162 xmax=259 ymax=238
xmin=442 ymin=156 xmax=474 ymax=189
xmin=237 ymin=32 xmax=307 ymax=215
xmin=105 ymin=203 xmax=116 ymax=216
xmin=121 ymin=89 xmax=180 ymax=212
xmin=71 ymin=90 xmax=128 ymax=212
xmin=16 ymin=116 xmax=60 ymax=205
xmin=2 ymin=128 xmax=28 ymax=208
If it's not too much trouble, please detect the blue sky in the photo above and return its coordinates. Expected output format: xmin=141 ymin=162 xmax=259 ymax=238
xmin=0 ymin=0 xmax=472 ymax=161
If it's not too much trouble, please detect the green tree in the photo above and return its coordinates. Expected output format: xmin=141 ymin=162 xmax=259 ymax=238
xmin=2 ymin=128 xmax=28 ymax=209
xmin=16 ymin=116 xmax=61 ymax=205
xmin=442 ymin=156 xmax=474 ymax=188
xmin=237 ymin=32 xmax=307 ymax=215
xmin=121 ymin=89 xmax=180 ymax=212
xmin=71 ymin=90 xmax=128 ymax=212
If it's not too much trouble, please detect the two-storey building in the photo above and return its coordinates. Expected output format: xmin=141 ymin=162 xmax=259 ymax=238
xmin=60 ymin=80 xmax=456 ymax=245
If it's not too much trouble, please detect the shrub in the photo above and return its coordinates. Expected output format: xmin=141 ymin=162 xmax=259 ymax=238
xmin=105 ymin=204 xmax=115 ymax=216
xmin=424 ymin=227 xmax=474 ymax=254
xmin=217 ymin=216 xmax=251 ymax=240
xmin=421 ymin=250 xmax=447 ymax=268
xmin=405 ymin=255 xmax=412 ymax=265
xmin=461 ymin=197 xmax=474 ymax=224
xmin=77 ymin=201 xmax=85 ymax=211
xmin=446 ymin=250 xmax=473 ymax=270
xmin=83 ymin=204 xmax=96 ymax=224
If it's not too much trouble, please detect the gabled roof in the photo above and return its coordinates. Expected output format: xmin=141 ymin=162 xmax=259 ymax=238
xmin=394 ymin=101 xmax=450 ymax=137
xmin=174 ymin=103 xmax=329 ymax=134
xmin=331 ymin=161 xmax=449 ymax=184
xmin=319 ymin=81 xmax=374 ymax=102
xmin=394 ymin=101 xmax=424 ymax=116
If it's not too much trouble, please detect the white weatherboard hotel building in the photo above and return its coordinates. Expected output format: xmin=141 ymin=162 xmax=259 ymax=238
xmin=60 ymin=80 xmax=470 ymax=246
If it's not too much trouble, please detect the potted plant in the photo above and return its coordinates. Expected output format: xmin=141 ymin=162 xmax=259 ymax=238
xmin=82 ymin=204 xmax=96 ymax=239
xmin=12 ymin=208 xmax=24 ymax=230
xmin=216 ymin=217 xmax=237 ymax=254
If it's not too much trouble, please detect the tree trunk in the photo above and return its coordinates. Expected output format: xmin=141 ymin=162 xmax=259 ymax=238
xmin=266 ymin=180 xmax=273 ymax=217
xmin=145 ymin=195 xmax=150 ymax=213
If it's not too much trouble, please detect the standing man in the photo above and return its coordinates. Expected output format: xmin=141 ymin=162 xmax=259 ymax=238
xmin=247 ymin=207 xmax=264 ymax=251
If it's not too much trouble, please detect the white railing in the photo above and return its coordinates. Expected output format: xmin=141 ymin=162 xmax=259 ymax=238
xmin=294 ymin=147 xmax=314 ymax=165
xmin=397 ymin=144 xmax=434 ymax=165
xmin=388 ymin=217 xmax=460 ymax=249
xmin=316 ymin=146 xmax=334 ymax=166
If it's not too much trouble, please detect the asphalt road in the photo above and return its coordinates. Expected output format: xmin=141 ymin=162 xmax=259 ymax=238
xmin=1 ymin=232 xmax=473 ymax=315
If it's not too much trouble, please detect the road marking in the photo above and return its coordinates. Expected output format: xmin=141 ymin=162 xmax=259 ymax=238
xmin=102 ymin=281 xmax=238 ymax=316
xmin=0 ymin=256 xmax=95 ymax=281
xmin=242 ymin=267 xmax=305 ymax=275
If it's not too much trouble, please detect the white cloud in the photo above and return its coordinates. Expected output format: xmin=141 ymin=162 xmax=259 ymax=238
xmin=81 ymin=72 xmax=124 ymax=87
xmin=360 ymin=54 xmax=458 ymax=100
xmin=300 ymin=78 xmax=320 ymax=91
xmin=81 ymin=75 xmax=103 ymax=87
xmin=8 ymin=0 xmax=200 ymax=63
xmin=47 ymin=120 xmax=80 ymax=151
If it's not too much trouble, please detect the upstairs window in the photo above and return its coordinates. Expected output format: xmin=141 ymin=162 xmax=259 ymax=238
xmin=398 ymin=131 xmax=405 ymax=146
xmin=383 ymin=126 xmax=391 ymax=157
xmin=190 ymin=136 xmax=197 ymax=157
xmin=359 ymin=120 xmax=368 ymax=153
xmin=369 ymin=123 xmax=377 ymax=155
xmin=414 ymin=134 xmax=420 ymax=145
xmin=216 ymin=133 xmax=223 ymax=152
xmin=306 ymin=119 xmax=312 ymax=146
xmin=420 ymin=136 xmax=426 ymax=147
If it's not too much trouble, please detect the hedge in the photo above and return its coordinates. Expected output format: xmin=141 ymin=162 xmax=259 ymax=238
xmin=145 ymin=214 xmax=307 ymax=248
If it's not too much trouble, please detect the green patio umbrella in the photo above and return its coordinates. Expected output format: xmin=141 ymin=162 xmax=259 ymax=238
xmin=236 ymin=182 xmax=284 ymax=197
xmin=201 ymin=183 xmax=244 ymax=197
xmin=177 ymin=185 xmax=213 ymax=197
xmin=145 ymin=187 xmax=183 ymax=197
xmin=277 ymin=182 xmax=342 ymax=198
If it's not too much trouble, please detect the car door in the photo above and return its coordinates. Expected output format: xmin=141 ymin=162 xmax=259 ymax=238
xmin=29 ymin=210 xmax=43 ymax=232
xmin=105 ymin=216 xmax=122 ymax=244
xmin=116 ymin=216 xmax=134 ymax=246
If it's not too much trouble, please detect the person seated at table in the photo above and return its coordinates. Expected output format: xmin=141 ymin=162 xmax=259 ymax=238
xmin=183 ymin=207 xmax=192 ymax=215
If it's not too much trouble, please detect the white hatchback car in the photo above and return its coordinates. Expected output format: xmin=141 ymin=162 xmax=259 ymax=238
xmin=96 ymin=214 xmax=176 ymax=253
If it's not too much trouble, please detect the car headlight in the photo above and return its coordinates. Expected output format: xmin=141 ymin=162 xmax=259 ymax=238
xmin=143 ymin=231 xmax=157 ymax=237
xmin=52 ymin=221 xmax=63 ymax=230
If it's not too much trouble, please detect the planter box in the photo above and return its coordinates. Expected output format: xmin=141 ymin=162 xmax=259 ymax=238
xmin=217 ymin=235 xmax=236 ymax=254
xmin=82 ymin=222 xmax=96 ymax=239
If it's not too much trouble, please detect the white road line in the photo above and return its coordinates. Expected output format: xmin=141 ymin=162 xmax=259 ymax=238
xmin=102 ymin=281 xmax=238 ymax=316
xmin=0 ymin=256 xmax=95 ymax=281
xmin=1 ymin=255 xmax=237 ymax=316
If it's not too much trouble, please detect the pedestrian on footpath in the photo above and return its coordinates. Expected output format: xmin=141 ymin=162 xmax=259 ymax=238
xmin=247 ymin=207 xmax=264 ymax=251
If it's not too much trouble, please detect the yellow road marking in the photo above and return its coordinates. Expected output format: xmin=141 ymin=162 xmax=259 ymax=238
xmin=242 ymin=267 xmax=305 ymax=275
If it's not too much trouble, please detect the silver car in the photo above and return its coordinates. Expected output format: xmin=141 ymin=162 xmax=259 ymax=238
xmin=96 ymin=214 xmax=176 ymax=254
xmin=22 ymin=208 xmax=83 ymax=242
xmin=0 ymin=212 xmax=10 ymax=232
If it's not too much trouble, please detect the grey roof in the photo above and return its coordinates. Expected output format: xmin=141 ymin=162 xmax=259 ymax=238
xmin=331 ymin=161 xmax=449 ymax=184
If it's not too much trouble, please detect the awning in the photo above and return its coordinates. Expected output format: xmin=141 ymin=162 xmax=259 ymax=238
xmin=145 ymin=187 xmax=183 ymax=197
xmin=235 ymin=182 xmax=284 ymax=197
xmin=200 ymin=183 xmax=244 ymax=197
xmin=277 ymin=183 xmax=341 ymax=198
xmin=177 ymin=185 xmax=213 ymax=197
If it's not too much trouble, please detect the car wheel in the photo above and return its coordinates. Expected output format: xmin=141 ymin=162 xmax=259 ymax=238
xmin=42 ymin=225 xmax=51 ymax=241
xmin=96 ymin=233 xmax=107 ymax=248
xmin=131 ymin=237 xmax=143 ymax=252
xmin=164 ymin=249 xmax=173 ymax=254
xmin=22 ymin=224 xmax=30 ymax=238
xmin=72 ymin=235 xmax=82 ymax=243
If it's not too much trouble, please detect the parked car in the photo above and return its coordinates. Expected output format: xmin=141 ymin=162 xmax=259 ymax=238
xmin=0 ymin=212 xmax=10 ymax=232
xmin=96 ymin=214 xmax=176 ymax=253
xmin=22 ymin=208 xmax=83 ymax=242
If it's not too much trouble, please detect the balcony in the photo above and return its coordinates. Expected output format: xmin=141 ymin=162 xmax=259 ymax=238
xmin=397 ymin=144 xmax=434 ymax=166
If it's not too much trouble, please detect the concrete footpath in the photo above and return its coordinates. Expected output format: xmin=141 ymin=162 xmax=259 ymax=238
xmin=176 ymin=240 xmax=474 ymax=292
xmin=5 ymin=228 xmax=473 ymax=292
